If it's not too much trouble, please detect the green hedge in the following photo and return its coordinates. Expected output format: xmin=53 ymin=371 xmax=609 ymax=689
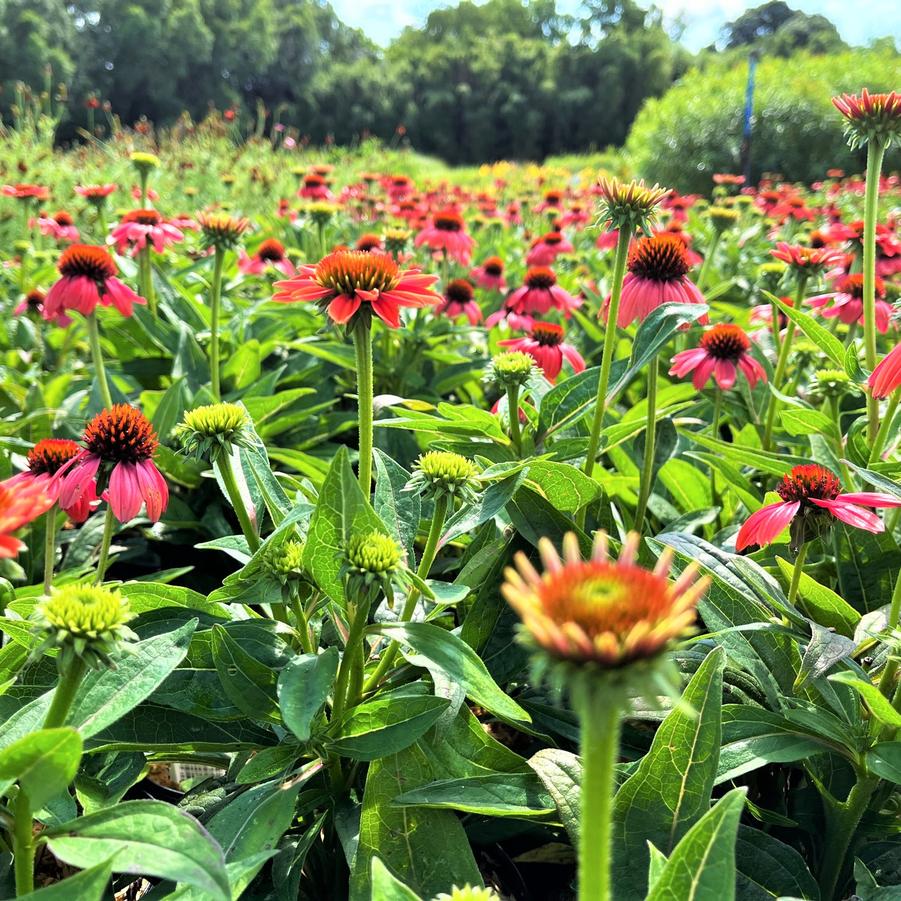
xmin=625 ymin=48 xmax=901 ymax=193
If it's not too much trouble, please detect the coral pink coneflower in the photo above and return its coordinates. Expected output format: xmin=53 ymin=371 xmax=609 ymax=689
xmin=0 ymin=476 xmax=55 ymax=558
xmin=2 ymin=183 xmax=50 ymax=202
xmin=34 ymin=210 xmax=80 ymax=243
xmin=75 ymin=184 xmax=117 ymax=203
xmin=770 ymin=242 xmax=845 ymax=274
xmin=807 ymin=273 xmax=893 ymax=333
xmin=238 ymin=238 xmax=295 ymax=276
xmin=6 ymin=439 xmax=96 ymax=523
xmin=870 ymin=343 xmax=901 ymax=399
xmin=59 ymin=405 xmax=169 ymax=524
xmin=669 ymin=324 xmax=766 ymax=390
xmin=13 ymin=288 xmax=72 ymax=327
xmin=526 ymin=231 xmax=574 ymax=266
xmin=272 ymin=249 xmax=440 ymax=328
xmin=486 ymin=266 xmax=582 ymax=329
xmin=470 ymin=256 xmax=506 ymax=291
xmin=299 ymin=173 xmax=334 ymax=201
xmin=43 ymin=244 xmax=145 ymax=322
xmin=437 ymin=278 xmax=482 ymax=325
xmin=499 ymin=322 xmax=585 ymax=383
xmin=605 ymin=234 xmax=707 ymax=328
xmin=111 ymin=209 xmax=185 ymax=256
xmin=735 ymin=464 xmax=901 ymax=552
xmin=414 ymin=209 xmax=475 ymax=266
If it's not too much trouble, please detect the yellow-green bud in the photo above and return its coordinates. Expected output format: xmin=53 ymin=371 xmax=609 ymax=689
xmin=130 ymin=151 xmax=160 ymax=172
xmin=707 ymin=206 xmax=740 ymax=231
xmin=812 ymin=368 xmax=858 ymax=400
xmin=266 ymin=539 xmax=306 ymax=581
xmin=306 ymin=202 xmax=340 ymax=225
xmin=489 ymin=351 xmax=535 ymax=388
xmin=407 ymin=451 xmax=480 ymax=503
xmin=36 ymin=584 xmax=136 ymax=669
xmin=175 ymin=403 xmax=254 ymax=462
xmin=346 ymin=532 xmax=402 ymax=575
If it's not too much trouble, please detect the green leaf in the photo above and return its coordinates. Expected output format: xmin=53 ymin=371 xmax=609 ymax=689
xmin=735 ymin=827 xmax=821 ymax=900
xmin=645 ymin=789 xmax=746 ymax=901
xmin=14 ymin=858 xmax=114 ymax=900
xmin=866 ymin=742 xmax=901 ymax=783
xmin=524 ymin=460 xmax=601 ymax=513
xmin=393 ymin=772 xmax=555 ymax=817
xmin=794 ymin=623 xmax=856 ymax=692
xmin=303 ymin=445 xmax=388 ymax=606
xmin=277 ymin=647 xmax=338 ymax=742
xmin=211 ymin=623 xmax=281 ymax=725
xmin=828 ymin=671 xmax=901 ymax=729
xmin=156 ymin=851 xmax=277 ymax=900
xmin=529 ymin=748 xmax=582 ymax=843
xmin=0 ymin=728 xmax=82 ymax=811
xmin=775 ymin=557 xmax=860 ymax=637
xmin=440 ymin=471 xmax=526 ymax=546
xmin=780 ymin=407 xmax=838 ymax=440
xmin=375 ymin=622 xmax=531 ymax=727
xmin=370 ymin=858 xmax=423 ymax=901
xmin=331 ymin=685 xmax=451 ymax=760
xmin=373 ymin=450 xmax=420 ymax=560
xmin=612 ymin=647 xmax=726 ymax=900
xmin=45 ymin=800 xmax=230 ymax=901
xmin=351 ymin=743 xmax=481 ymax=900
xmin=767 ymin=292 xmax=845 ymax=368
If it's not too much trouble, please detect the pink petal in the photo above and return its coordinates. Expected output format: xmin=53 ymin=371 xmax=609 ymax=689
xmin=736 ymin=501 xmax=800 ymax=551
xmin=810 ymin=498 xmax=885 ymax=532
xmin=108 ymin=461 xmax=143 ymax=522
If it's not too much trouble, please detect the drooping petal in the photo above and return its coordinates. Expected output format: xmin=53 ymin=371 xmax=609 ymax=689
xmin=833 ymin=492 xmax=901 ymax=508
xmin=136 ymin=459 xmax=169 ymax=522
xmin=327 ymin=294 xmax=361 ymax=324
xmin=810 ymin=498 xmax=885 ymax=532
xmin=736 ymin=501 xmax=800 ymax=551
xmin=107 ymin=461 xmax=143 ymax=522
xmin=58 ymin=453 xmax=101 ymax=512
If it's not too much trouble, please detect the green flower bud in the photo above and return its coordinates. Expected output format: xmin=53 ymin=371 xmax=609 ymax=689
xmin=265 ymin=539 xmax=306 ymax=583
xmin=383 ymin=228 xmax=412 ymax=255
xmin=175 ymin=402 xmax=255 ymax=462
xmin=489 ymin=351 xmax=536 ymax=388
xmin=811 ymin=368 xmax=859 ymax=400
xmin=707 ymin=205 xmax=740 ymax=232
xmin=306 ymin=202 xmax=340 ymax=226
xmin=406 ymin=451 xmax=480 ymax=503
xmin=35 ymin=584 xmax=136 ymax=670
xmin=347 ymin=531 xmax=401 ymax=575
xmin=130 ymin=151 xmax=160 ymax=172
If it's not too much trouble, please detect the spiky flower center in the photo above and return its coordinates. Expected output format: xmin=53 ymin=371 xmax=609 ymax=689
xmin=491 ymin=350 xmax=534 ymax=382
xmin=58 ymin=244 xmax=117 ymax=281
xmin=539 ymin=231 xmax=563 ymax=246
xmin=483 ymin=256 xmax=504 ymax=276
xmin=346 ymin=531 xmax=401 ymax=574
xmin=40 ymin=584 xmax=133 ymax=639
xmin=445 ymin=279 xmax=474 ymax=304
xmin=23 ymin=289 xmax=45 ymax=311
xmin=355 ymin=233 xmax=382 ymax=252
xmin=776 ymin=464 xmax=842 ymax=504
xmin=27 ymin=439 xmax=82 ymax=475
xmin=628 ymin=234 xmax=690 ymax=282
xmin=597 ymin=177 xmax=667 ymax=229
xmin=699 ymin=324 xmax=749 ymax=361
xmin=198 ymin=211 xmax=250 ymax=247
xmin=257 ymin=238 xmax=286 ymax=261
xmin=315 ymin=250 xmax=400 ymax=295
xmin=84 ymin=404 xmax=158 ymax=463
xmin=303 ymin=174 xmax=325 ymax=187
xmin=433 ymin=211 xmax=464 ymax=232
xmin=525 ymin=266 xmax=556 ymax=290
xmin=531 ymin=322 xmax=564 ymax=346
xmin=122 ymin=209 xmax=162 ymax=226
xmin=52 ymin=210 xmax=74 ymax=226
xmin=836 ymin=272 xmax=885 ymax=299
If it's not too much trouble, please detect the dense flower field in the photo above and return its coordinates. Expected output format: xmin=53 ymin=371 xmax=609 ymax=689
xmin=0 ymin=92 xmax=900 ymax=901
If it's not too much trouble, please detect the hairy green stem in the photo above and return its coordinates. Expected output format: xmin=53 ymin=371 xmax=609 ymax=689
xmin=869 ymin=390 xmax=900 ymax=465
xmin=362 ymin=494 xmax=449 ymax=694
xmin=13 ymin=789 xmax=34 ymax=896
xmin=633 ymin=358 xmax=658 ymax=533
xmin=506 ymin=384 xmax=522 ymax=456
xmin=140 ymin=247 xmax=156 ymax=316
xmin=42 ymin=511 xmax=57 ymax=595
xmin=353 ymin=325 xmax=374 ymax=494
xmin=580 ymin=227 xmax=631 ymax=522
xmin=215 ymin=452 xmax=260 ymax=554
xmin=696 ymin=230 xmax=721 ymax=292
xmin=43 ymin=656 xmax=87 ymax=730
xmin=209 ymin=247 xmax=225 ymax=401
xmin=331 ymin=601 xmax=370 ymax=727
xmin=94 ymin=506 xmax=116 ymax=585
xmin=862 ymin=140 xmax=887 ymax=444
xmin=877 ymin=568 xmax=901 ymax=699
xmin=86 ymin=312 xmax=113 ymax=409
xmin=787 ymin=543 xmax=808 ymax=607
xmin=577 ymin=686 xmax=622 ymax=901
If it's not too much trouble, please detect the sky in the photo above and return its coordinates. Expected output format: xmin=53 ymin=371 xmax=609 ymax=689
xmin=329 ymin=0 xmax=901 ymax=51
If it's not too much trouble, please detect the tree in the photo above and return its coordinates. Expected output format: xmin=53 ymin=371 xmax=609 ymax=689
xmin=723 ymin=2 xmax=846 ymax=56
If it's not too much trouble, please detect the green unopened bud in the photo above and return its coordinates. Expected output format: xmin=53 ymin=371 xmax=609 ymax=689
xmin=406 ymin=451 xmax=480 ymax=503
xmin=383 ymin=227 xmax=412 ymax=255
xmin=489 ymin=351 xmax=536 ymax=388
xmin=175 ymin=402 xmax=255 ymax=462
xmin=265 ymin=539 xmax=306 ymax=583
xmin=130 ymin=151 xmax=160 ymax=172
xmin=306 ymin=202 xmax=339 ymax=225
xmin=433 ymin=887 xmax=501 ymax=901
xmin=35 ymin=584 xmax=136 ymax=670
xmin=13 ymin=240 xmax=30 ymax=255
xmin=347 ymin=531 xmax=401 ymax=575
xmin=811 ymin=368 xmax=858 ymax=400
xmin=596 ymin=176 xmax=668 ymax=234
xmin=756 ymin=261 xmax=787 ymax=293
xmin=197 ymin=211 xmax=250 ymax=250
xmin=707 ymin=206 xmax=740 ymax=232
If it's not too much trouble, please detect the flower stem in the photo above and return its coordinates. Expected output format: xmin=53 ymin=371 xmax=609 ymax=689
xmin=869 ymin=389 xmax=900 ymax=465
xmin=506 ymin=384 xmax=522 ymax=456
xmin=43 ymin=656 xmax=87 ymax=729
xmin=330 ymin=600 xmax=370 ymax=726
xmin=577 ymin=685 xmax=622 ymax=901
xmin=86 ymin=311 xmax=113 ymax=409
xmin=788 ymin=542 xmax=808 ymax=606
xmin=13 ymin=789 xmax=35 ymax=896
xmin=215 ymin=452 xmax=260 ymax=554
xmin=209 ymin=247 xmax=225 ymax=401
xmin=353 ymin=324 xmax=374 ymax=494
xmin=696 ymin=230 xmax=721 ymax=292
xmin=633 ymin=357 xmax=658 ymax=533
xmin=94 ymin=506 xmax=116 ymax=585
xmin=43 ymin=510 xmax=58 ymax=595
xmin=581 ymin=227 xmax=631 ymax=516
xmin=862 ymin=139 xmax=887 ymax=444
xmin=140 ymin=247 xmax=156 ymax=316
xmin=362 ymin=494 xmax=449 ymax=694
xmin=877 ymin=568 xmax=901 ymax=698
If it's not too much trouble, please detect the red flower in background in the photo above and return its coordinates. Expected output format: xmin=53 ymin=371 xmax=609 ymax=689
xmin=437 ymin=278 xmax=482 ymax=325
xmin=414 ymin=209 xmax=475 ymax=265
xmin=499 ymin=322 xmax=585 ymax=383
xmin=669 ymin=324 xmax=765 ymax=390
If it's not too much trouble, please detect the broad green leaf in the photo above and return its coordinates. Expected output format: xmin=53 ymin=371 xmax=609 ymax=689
xmin=393 ymin=772 xmax=555 ymax=817
xmin=211 ymin=623 xmax=281 ymax=725
xmin=45 ymin=800 xmax=229 ymax=901
xmin=529 ymin=748 xmax=582 ymax=843
xmin=370 ymin=858 xmax=423 ymax=901
xmin=156 ymin=851 xmax=277 ymax=900
xmin=768 ymin=293 xmax=845 ymax=368
xmin=15 ymin=858 xmax=114 ymax=900
xmin=612 ymin=647 xmax=725 ymax=900
xmin=775 ymin=557 xmax=860 ymax=637
xmin=794 ymin=623 xmax=856 ymax=692
xmin=646 ymin=789 xmax=746 ymax=901
xmin=440 ymin=471 xmax=526 ymax=546
xmin=781 ymin=407 xmax=837 ymax=440
xmin=277 ymin=647 xmax=338 ymax=742
xmin=376 ymin=622 xmax=531 ymax=727
xmin=302 ymin=445 xmax=388 ymax=606
xmin=0 ymin=728 xmax=82 ymax=811
xmin=735 ymin=827 xmax=821 ymax=900
xmin=677 ymin=431 xmax=807 ymax=477
xmin=828 ymin=671 xmax=901 ymax=729
xmin=524 ymin=460 xmax=601 ymax=513
xmin=373 ymin=449 xmax=420 ymax=560
xmin=866 ymin=742 xmax=901 ymax=783
xmin=331 ymin=687 xmax=451 ymax=761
